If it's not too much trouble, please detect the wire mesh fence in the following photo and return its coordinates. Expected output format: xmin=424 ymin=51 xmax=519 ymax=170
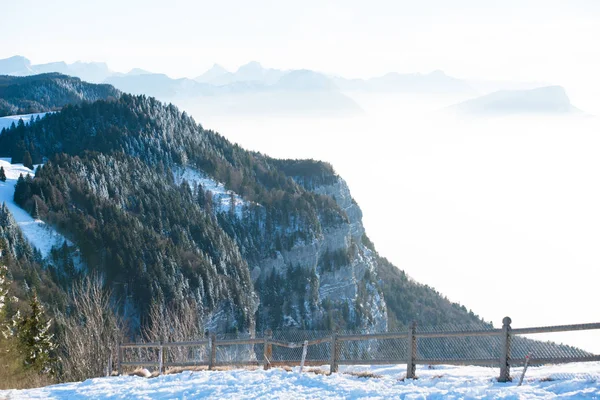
xmin=118 ymin=319 xmax=600 ymax=381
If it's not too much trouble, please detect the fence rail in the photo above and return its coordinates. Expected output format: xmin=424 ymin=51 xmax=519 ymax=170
xmin=117 ymin=317 xmax=600 ymax=382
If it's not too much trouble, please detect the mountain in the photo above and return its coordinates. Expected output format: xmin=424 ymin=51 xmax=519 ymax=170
xmin=0 ymin=56 xmax=113 ymax=83
xmin=450 ymin=86 xmax=580 ymax=115
xmin=234 ymin=61 xmax=285 ymax=85
xmin=0 ymin=56 xmax=477 ymax=116
xmin=104 ymin=73 xmax=213 ymax=98
xmin=194 ymin=64 xmax=231 ymax=84
xmin=0 ymin=56 xmax=35 ymax=76
xmin=126 ymin=68 xmax=153 ymax=76
xmin=107 ymin=70 xmax=361 ymax=115
xmin=0 ymin=76 xmax=484 ymax=333
xmin=195 ymin=62 xmax=285 ymax=86
xmin=33 ymin=61 xmax=71 ymax=75
xmin=0 ymin=73 xmax=120 ymax=117
xmin=273 ymin=70 xmax=338 ymax=91
xmin=334 ymin=70 xmax=474 ymax=93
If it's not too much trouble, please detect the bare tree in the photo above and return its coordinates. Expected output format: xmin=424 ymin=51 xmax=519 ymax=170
xmin=56 ymin=276 xmax=123 ymax=382
xmin=143 ymin=298 xmax=205 ymax=365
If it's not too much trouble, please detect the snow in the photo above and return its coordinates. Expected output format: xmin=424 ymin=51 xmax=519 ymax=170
xmin=0 ymin=112 xmax=49 ymax=132
xmin=173 ymin=166 xmax=249 ymax=217
xmin=1 ymin=362 xmax=599 ymax=399
xmin=0 ymin=158 xmax=69 ymax=257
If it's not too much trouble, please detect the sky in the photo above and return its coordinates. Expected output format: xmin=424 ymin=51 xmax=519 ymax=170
xmin=2 ymin=0 xmax=600 ymax=350
xmin=1 ymin=0 xmax=600 ymax=87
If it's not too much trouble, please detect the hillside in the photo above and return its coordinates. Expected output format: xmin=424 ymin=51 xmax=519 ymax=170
xmin=0 ymin=73 xmax=120 ymax=117
xmin=0 ymin=83 xmax=483 ymax=334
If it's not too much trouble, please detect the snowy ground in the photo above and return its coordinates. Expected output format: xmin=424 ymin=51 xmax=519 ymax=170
xmin=173 ymin=166 xmax=249 ymax=217
xmin=0 ymin=158 xmax=69 ymax=257
xmin=1 ymin=363 xmax=599 ymax=399
xmin=0 ymin=113 xmax=49 ymax=132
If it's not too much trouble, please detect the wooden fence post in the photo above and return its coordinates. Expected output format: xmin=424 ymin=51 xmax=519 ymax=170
xmin=299 ymin=340 xmax=308 ymax=373
xmin=406 ymin=321 xmax=417 ymax=379
xmin=158 ymin=341 xmax=164 ymax=375
xmin=117 ymin=340 xmax=122 ymax=376
xmin=498 ymin=316 xmax=512 ymax=382
xmin=209 ymin=333 xmax=217 ymax=370
xmin=106 ymin=352 xmax=112 ymax=377
xmin=329 ymin=332 xmax=339 ymax=375
xmin=263 ymin=329 xmax=272 ymax=370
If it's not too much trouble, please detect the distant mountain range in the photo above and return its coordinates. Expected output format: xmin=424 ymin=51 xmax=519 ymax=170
xmin=450 ymin=86 xmax=581 ymax=116
xmin=0 ymin=56 xmax=481 ymax=116
xmin=2 ymin=56 xmax=579 ymax=117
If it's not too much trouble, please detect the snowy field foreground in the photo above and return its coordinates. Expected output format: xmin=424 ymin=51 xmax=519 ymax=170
xmin=2 ymin=363 xmax=599 ymax=399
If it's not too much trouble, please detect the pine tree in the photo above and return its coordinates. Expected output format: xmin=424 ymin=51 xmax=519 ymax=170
xmin=18 ymin=291 xmax=56 ymax=374
xmin=229 ymin=192 xmax=236 ymax=218
xmin=31 ymin=199 xmax=39 ymax=220
xmin=0 ymin=166 xmax=6 ymax=182
xmin=0 ymin=265 xmax=8 ymax=325
xmin=22 ymin=152 xmax=33 ymax=170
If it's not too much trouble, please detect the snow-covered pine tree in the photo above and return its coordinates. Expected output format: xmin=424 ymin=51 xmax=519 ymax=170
xmin=0 ymin=166 xmax=6 ymax=182
xmin=0 ymin=264 xmax=7 ymax=325
xmin=22 ymin=152 xmax=33 ymax=171
xmin=31 ymin=199 xmax=39 ymax=220
xmin=18 ymin=290 xmax=56 ymax=374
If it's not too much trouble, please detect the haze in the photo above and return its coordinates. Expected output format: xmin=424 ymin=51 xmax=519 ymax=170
xmin=2 ymin=0 xmax=599 ymax=351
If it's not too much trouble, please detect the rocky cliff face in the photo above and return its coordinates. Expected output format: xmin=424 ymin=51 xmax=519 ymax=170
xmin=246 ymin=174 xmax=387 ymax=332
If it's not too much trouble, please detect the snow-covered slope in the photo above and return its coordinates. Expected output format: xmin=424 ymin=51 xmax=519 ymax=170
xmin=2 ymin=363 xmax=599 ymax=399
xmin=0 ymin=158 xmax=69 ymax=257
xmin=0 ymin=112 xmax=49 ymax=131
xmin=173 ymin=167 xmax=249 ymax=217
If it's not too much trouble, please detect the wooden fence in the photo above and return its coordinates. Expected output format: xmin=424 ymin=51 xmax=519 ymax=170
xmin=118 ymin=317 xmax=600 ymax=382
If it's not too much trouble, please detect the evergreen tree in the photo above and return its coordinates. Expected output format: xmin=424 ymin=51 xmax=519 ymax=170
xmin=0 ymin=265 xmax=8 ymax=325
xmin=229 ymin=192 xmax=236 ymax=218
xmin=31 ymin=200 xmax=39 ymax=220
xmin=18 ymin=291 xmax=56 ymax=374
xmin=22 ymin=152 xmax=33 ymax=170
xmin=0 ymin=166 xmax=6 ymax=182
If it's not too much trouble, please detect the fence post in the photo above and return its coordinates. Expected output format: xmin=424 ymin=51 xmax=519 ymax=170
xmin=263 ymin=329 xmax=272 ymax=370
xmin=406 ymin=321 xmax=417 ymax=379
xmin=117 ymin=340 xmax=122 ymax=376
xmin=158 ymin=341 xmax=164 ymax=375
xmin=299 ymin=340 xmax=308 ymax=373
xmin=498 ymin=316 xmax=512 ymax=382
xmin=209 ymin=333 xmax=217 ymax=370
xmin=329 ymin=332 xmax=338 ymax=375
xmin=107 ymin=352 xmax=112 ymax=377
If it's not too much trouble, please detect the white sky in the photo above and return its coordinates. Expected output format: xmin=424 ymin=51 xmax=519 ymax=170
xmin=1 ymin=0 xmax=599 ymax=86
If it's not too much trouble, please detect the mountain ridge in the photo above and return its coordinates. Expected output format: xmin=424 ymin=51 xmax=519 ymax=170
xmin=0 ymin=79 xmax=485 ymax=333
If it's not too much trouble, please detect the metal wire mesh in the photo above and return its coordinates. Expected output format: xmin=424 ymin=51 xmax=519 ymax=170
xmin=415 ymin=322 xmax=501 ymax=362
xmin=339 ymin=337 xmax=408 ymax=362
xmin=271 ymin=330 xmax=332 ymax=362
xmin=511 ymin=335 xmax=592 ymax=361
xmin=121 ymin=346 xmax=161 ymax=368
xmin=165 ymin=343 xmax=209 ymax=366
xmin=120 ymin=322 xmax=599 ymax=377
